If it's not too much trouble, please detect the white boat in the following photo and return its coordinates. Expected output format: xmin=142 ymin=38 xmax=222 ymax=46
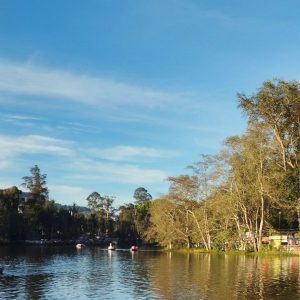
xmin=108 ymin=243 xmax=115 ymax=250
xmin=76 ymin=243 xmax=85 ymax=249
xmin=130 ymin=245 xmax=138 ymax=252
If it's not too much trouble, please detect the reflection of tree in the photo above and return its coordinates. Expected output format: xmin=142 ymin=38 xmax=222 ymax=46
xmin=0 ymin=246 xmax=56 ymax=299
xmin=117 ymin=251 xmax=153 ymax=298
xmin=144 ymin=253 xmax=300 ymax=299
xmin=25 ymin=274 xmax=51 ymax=300
xmin=2 ymin=249 xmax=300 ymax=299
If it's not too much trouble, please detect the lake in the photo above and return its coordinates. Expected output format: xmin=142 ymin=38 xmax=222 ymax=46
xmin=0 ymin=246 xmax=299 ymax=299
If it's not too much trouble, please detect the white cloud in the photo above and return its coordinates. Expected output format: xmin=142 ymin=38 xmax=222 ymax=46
xmin=0 ymin=113 xmax=44 ymax=128
xmin=0 ymin=59 xmax=185 ymax=108
xmin=90 ymin=145 xmax=178 ymax=161
xmin=0 ymin=134 xmax=73 ymax=168
xmin=70 ymin=159 xmax=167 ymax=184
xmin=0 ymin=113 xmax=43 ymax=121
xmin=0 ymin=114 xmax=42 ymax=121
xmin=0 ymin=134 xmax=171 ymax=187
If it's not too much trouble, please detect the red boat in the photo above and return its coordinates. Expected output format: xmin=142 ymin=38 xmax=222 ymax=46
xmin=130 ymin=245 xmax=138 ymax=252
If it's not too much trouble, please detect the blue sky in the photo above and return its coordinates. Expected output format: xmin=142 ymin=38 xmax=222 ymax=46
xmin=0 ymin=0 xmax=299 ymax=207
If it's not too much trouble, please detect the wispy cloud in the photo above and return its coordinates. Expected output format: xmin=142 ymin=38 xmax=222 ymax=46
xmin=0 ymin=59 xmax=185 ymax=108
xmin=69 ymin=159 xmax=167 ymax=184
xmin=0 ymin=134 xmax=73 ymax=168
xmin=0 ymin=133 xmax=170 ymax=185
xmin=0 ymin=113 xmax=43 ymax=121
xmin=89 ymin=146 xmax=178 ymax=161
xmin=0 ymin=113 xmax=43 ymax=128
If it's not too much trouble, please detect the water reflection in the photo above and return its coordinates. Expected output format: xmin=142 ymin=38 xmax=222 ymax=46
xmin=0 ymin=246 xmax=300 ymax=299
xmin=135 ymin=252 xmax=300 ymax=300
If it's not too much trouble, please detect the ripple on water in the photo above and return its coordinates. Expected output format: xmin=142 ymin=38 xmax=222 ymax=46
xmin=1 ymin=248 xmax=300 ymax=299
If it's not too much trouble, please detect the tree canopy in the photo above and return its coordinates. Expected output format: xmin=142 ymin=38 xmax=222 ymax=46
xmin=22 ymin=165 xmax=48 ymax=202
xmin=133 ymin=187 xmax=152 ymax=205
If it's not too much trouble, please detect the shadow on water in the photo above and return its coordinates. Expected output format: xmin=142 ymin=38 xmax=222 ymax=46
xmin=0 ymin=272 xmax=53 ymax=300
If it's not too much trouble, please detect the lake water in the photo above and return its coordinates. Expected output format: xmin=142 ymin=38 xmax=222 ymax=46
xmin=0 ymin=246 xmax=300 ymax=299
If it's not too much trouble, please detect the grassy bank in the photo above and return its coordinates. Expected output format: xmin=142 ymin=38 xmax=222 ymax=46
xmin=163 ymin=247 xmax=300 ymax=257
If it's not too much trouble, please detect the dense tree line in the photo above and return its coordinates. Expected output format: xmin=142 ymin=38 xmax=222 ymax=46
xmin=0 ymin=164 xmax=152 ymax=244
xmin=145 ymin=80 xmax=299 ymax=251
xmin=0 ymin=166 xmax=87 ymax=241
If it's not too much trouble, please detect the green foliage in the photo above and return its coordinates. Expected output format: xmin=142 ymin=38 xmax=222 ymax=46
xmin=145 ymin=196 xmax=178 ymax=249
xmin=131 ymin=187 xmax=152 ymax=241
xmin=146 ymin=79 xmax=300 ymax=252
xmin=86 ymin=192 xmax=116 ymax=237
xmin=86 ymin=192 xmax=102 ymax=212
xmin=1 ymin=167 xmax=89 ymax=241
xmin=117 ymin=203 xmax=137 ymax=241
xmin=0 ymin=186 xmax=22 ymax=240
xmin=259 ymin=244 xmax=270 ymax=252
xmin=133 ymin=187 xmax=152 ymax=205
xmin=22 ymin=165 xmax=48 ymax=202
xmin=212 ymin=231 xmax=234 ymax=251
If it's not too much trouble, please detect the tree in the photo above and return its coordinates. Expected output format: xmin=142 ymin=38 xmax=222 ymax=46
xmin=238 ymin=80 xmax=299 ymax=172
xmin=117 ymin=203 xmax=137 ymax=241
xmin=238 ymin=80 xmax=300 ymax=244
xmin=86 ymin=192 xmax=102 ymax=212
xmin=0 ymin=187 xmax=23 ymax=240
xmin=133 ymin=187 xmax=152 ymax=241
xmin=224 ymin=128 xmax=273 ymax=251
xmin=167 ymin=176 xmax=199 ymax=248
xmin=55 ymin=206 xmax=86 ymax=239
xmin=146 ymin=79 xmax=300 ymax=251
xmin=21 ymin=165 xmax=49 ymax=239
xmin=39 ymin=200 xmax=57 ymax=239
xmin=133 ymin=187 xmax=152 ymax=205
xmin=86 ymin=192 xmax=116 ymax=237
xmin=146 ymin=176 xmax=200 ymax=249
xmin=22 ymin=165 xmax=48 ymax=203
xmin=101 ymin=195 xmax=116 ymax=236
xmin=187 ymin=155 xmax=227 ymax=250
xmin=146 ymin=196 xmax=178 ymax=249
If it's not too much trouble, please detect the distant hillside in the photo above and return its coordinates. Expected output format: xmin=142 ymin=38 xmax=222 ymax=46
xmin=54 ymin=203 xmax=90 ymax=214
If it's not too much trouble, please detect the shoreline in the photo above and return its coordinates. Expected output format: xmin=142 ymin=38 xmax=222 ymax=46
xmin=163 ymin=248 xmax=300 ymax=257
xmin=1 ymin=240 xmax=299 ymax=256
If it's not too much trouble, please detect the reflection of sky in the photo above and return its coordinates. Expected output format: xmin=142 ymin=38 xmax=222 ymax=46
xmin=1 ymin=248 xmax=300 ymax=299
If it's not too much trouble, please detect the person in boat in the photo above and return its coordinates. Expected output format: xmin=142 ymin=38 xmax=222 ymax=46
xmin=130 ymin=245 xmax=138 ymax=251
xmin=76 ymin=243 xmax=85 ymax=249
xmin=108 ymin=242 xmax=115 ymax=250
